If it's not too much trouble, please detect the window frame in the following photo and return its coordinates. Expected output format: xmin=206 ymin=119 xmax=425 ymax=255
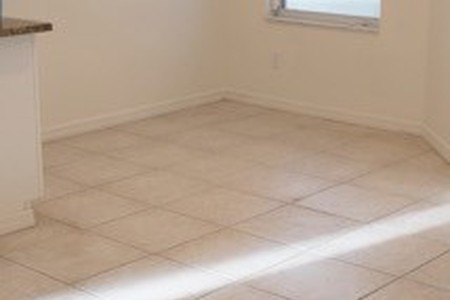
xmin=267 ymin=0 xmax=380 ymax=32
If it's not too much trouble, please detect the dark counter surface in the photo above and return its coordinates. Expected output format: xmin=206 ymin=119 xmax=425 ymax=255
xmin=0 ymin=18 xmax=52 ymax=38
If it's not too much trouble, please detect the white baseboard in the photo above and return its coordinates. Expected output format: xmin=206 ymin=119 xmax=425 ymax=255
xmin=43 ymin=90 xmax=225 ymax=142
xmin=224 ymin=90 xmax=423 ymax=134
xmin=0 ymin=209 xmax=35 ymax=236
xmin=423 ymin=125 xmax=450 ymax=162
xmin=41 ymin=88 xmax=450 ymax=163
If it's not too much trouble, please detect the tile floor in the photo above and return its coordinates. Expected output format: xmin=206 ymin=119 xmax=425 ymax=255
xmin=2 ymin=100 xmax=450 ymax=299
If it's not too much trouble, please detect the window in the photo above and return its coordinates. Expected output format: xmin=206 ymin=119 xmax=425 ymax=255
xmin=268 ymin=0 xmax=381 ymax=31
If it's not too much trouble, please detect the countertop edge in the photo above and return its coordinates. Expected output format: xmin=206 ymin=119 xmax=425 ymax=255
xmin=0 ymin=17 xmax=53 ymax=38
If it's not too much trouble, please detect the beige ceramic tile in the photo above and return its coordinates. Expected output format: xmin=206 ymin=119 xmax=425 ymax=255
xmin=217 ymin=165 xmax=335 ymax=202
xmin=327 ymin=132 xmax=430 ymax=165
xmin=60 ymin=129 xmax=149 ymax=153
xmin=0 ymin=216 xmax=77 ymax=255
xmin=288 ymin=153 xmax=381 ymax=182
xmin=0 ymin=257 xmax=66 ymax=300
xmin=248 ymin=254 xmax=393 ymax=300
xmin=408 ymin=252 xmax=450 ymax=290
xmin=299 ymin=185 xmax=417 ymax=222
xmin=117 ymin=105 xmax=248 ymax=138
xmin=168 ymin=154 xmax=257 ymax=184
xmin=166 ymin=188 xmax=282 ymax=226
xmin=77 ymin=256 xmax=228 ymax=300
xmin=41 ymin=173 xmax=87 ymax=202
xmin=161 ymin=128 xmax=251 ymax=153
xmin=33 ymin=290 xmax=99 ymax=300
xmin=100 ymin=170 xmax=210 ymax=206
xmin=163 ymin=105 xmax=253 ymax=127
xmin=93 ymin=209 xmax=220 ymax=253
xmin=115 ymin=116 xmax=196 ymax=138
xmin=33 ymin=289 xmax=99 ymax=300
xmin=49 ymin=155 xmax=147 ymax=186
xmin=272 ymin=127 xmax=353 ymax=152
xmin=36 ymin=190 xmax=147 ymax=229
xmin=108 ymin=141 xmax=206 ymax=168
xmin=224 ymin=139 xmax=315 ymax=169
xmin=164 ymin=229 xmax=299 ymax=280
xmin=354 ymin=162 xmax=450 ymax=200
xmin=406 ymin=152 xmax=450 ymax=171
xmin=5 ymin=230 xmax=145 ymax=283
xmin=255 ymin=110 xmax=328 ymax=128
xmin=373 ymin=201 xmax=450 ymax=245
xmin=365 ymin=279 xmax=450 ymax=300
xmin=199 ymin=285 xmax=286 ymax=300
xmin=216 ymin=115 xmax=299 ymax=138
xmin=235 ymin=205 xmax=357 ymax=250
xmin=43 ymin=142 xmax=94 ymax=169
xmin=332 ymin=233 xmax=448 ymax=276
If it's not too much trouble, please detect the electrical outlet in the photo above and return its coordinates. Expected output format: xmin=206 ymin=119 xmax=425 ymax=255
xmin=272 ymin=52 xmax=282 ymax=70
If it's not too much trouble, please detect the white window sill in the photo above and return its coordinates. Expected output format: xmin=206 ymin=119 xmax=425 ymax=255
xmin=267 ymin=11 xmax=379 ymax=32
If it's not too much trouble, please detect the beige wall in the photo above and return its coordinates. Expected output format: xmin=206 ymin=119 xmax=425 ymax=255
xmin=425 ymin=0 xmax=450 ymax=158
xmin=7 ymin=1 xmax=443 ymax=140
xmin=225 ymin=0 xmax=430 ymax=130
xmin=7 ymin=0 xmax=227 ymax=135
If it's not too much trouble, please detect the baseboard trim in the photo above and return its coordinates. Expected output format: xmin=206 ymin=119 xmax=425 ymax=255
xmin=423 ymin=125 xmax=450 ymax=162
xmin=42 ymin=88 xmax=450 ymax=163
xmin=0 ymin=209 xmax=35 ymax=236
xmin=43 ymin=90 xmax=225 ymax=142
xmin=224 ymin=90 xmax=422 ymax=134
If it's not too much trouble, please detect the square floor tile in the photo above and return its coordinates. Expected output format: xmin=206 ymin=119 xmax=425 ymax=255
xmin=108 ymin=141 xmax=206 ymax=169
xmin=32 ymin=288 xmax=99 ymax=300
xmin=365 ymin=279 xmax=450 ymax=300
xmin=224 ymin=139 xmax=315 ymax=169
xmin=164 ymin=229 xmax=299 ymax=280
xmin=100 ymin=171 xmax=210 ymax=206
xmin=217 ymin=165 xmax=335 ymax=202
xmin=162 ymin=105 xmax=252 ymax=127
xmin=117 ymin=105 xmax=247 ymax=138
xmin=327 ymin=133 xmax=429 ymax=165
xmin=248 ymin=254 xmax=394 ymax=300
xmin=288 ymin=153 xmax=381 ymax=182
xmin=49 ymin=155 xmax=148 ymax=186
xmin=0 ymin=258 xmax=66 ymax=300
xmin=161 ymin=128 xmax=252 ymax=153
xmin=5 ymin=230 xmax=145 ymax=283
xmin=408 ymin=252 xmax=450 ymax=290
xmin=199 ymin=285 xmax=285 ymax=300
xmin=299 ymin=185 xmax=417 ymax=222
xmin=235 ymin=205 xmax=358 ymax=250
xmin=93 ymin=209 xmax=220 ymax=253
xmin=271 ymin=127 xmax=353 ymax=152
xmin=169 ymin=155 xmax=257 ymax=184
xmin=42 ymin=173 xmax=87 ymax=202
xmin=216 ymin=115 xmax=299 ymax=138
xmin=375 ymin=201 xmax=450 ymax=244
xmin=36 ymin=190 xmax=147 ymax=228
xmin=331 ymin=232 xmax=448 ymax=276
xmin=42 ymin=142 xmax=93 ymax=169
xmin=60 ymin=129 xmax=149 ymax=153
xmin=0 ymin=216 xmax=76 ymax=255
xmin=114 ymin=117 xmax=192 ymax=138
xmin=354 ymin=162 xmax=450 ymax=200
xmin=77 ymin=256 xmax=228 ymax=300
xmin=166 ymin=188 xmax=282 ymax=225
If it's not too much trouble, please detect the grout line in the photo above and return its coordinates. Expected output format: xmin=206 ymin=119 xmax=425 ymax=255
xmin=25 ymin=101 xmax=450 ymax=298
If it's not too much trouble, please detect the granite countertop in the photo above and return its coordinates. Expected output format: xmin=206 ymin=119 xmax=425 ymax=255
xmin=0 ymin=18 xmax=52 ymax=37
